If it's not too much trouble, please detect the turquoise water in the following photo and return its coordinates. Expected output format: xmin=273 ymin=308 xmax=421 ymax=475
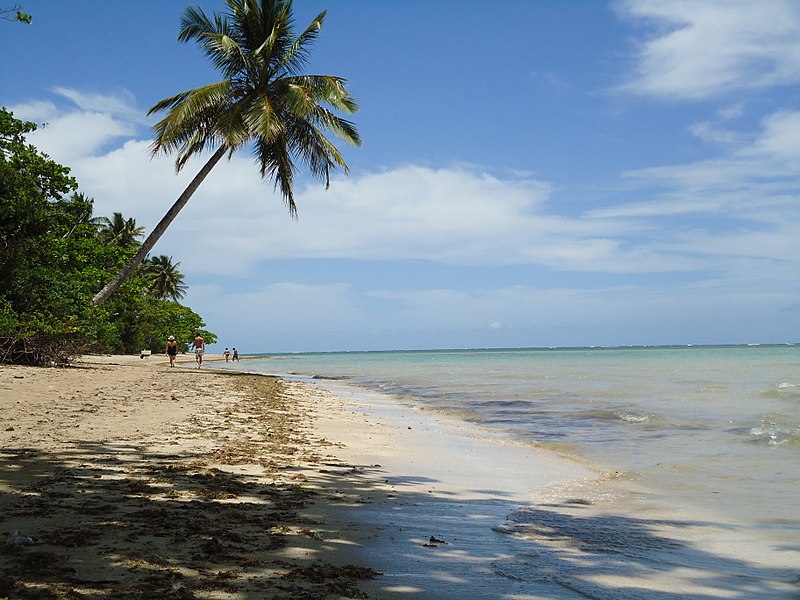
xmin=215 ymin=344 xmax=800 ymax=543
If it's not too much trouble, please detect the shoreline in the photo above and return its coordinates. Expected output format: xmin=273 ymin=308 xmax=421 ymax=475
xmin=299 ymin=378 xmax=602 ymax=598
xmin=0 ymin=354 xmax=601 ymax=598
xmin=2 ymin=354 xmax=798 ymax=598
xmin=286 ymin=377 xmax=800 ymax=599
xmin=220 ymin=357 xmax=800 ymax=598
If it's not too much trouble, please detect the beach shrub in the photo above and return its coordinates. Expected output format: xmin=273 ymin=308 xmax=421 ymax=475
xmin=0 ymin=108 xmax=216 ymax=365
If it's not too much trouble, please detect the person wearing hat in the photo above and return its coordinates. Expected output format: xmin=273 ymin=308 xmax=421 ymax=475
xmin=165 ymin=335 xmax=178 ymax=367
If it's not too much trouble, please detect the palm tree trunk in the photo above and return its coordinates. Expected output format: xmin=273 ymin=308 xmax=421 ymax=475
xmin=91 ymin=145 xmax=228 ymax=306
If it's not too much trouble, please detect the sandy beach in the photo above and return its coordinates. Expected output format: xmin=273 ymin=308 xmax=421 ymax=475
xmin=0 ymin=354 xmax=383 ymax=599
xmin=2 ymin=354 xmax=797 ymax=599
xmin=0 ymin=353 xmax=601 ymax=599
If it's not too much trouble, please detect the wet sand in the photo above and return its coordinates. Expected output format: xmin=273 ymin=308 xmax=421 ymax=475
xmin=303 ymin=378 xmax=799 ymax=599
xmin=1 ymin=354 xmax=797 ymax=599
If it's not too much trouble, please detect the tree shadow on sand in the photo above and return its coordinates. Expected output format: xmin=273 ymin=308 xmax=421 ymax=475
xmin=0 ymin=370 xmax=379 ymax=600
xmin=489 ymin=503 xmax=798 ymax=599
xmin=294 ymin=460 xmax=800 ymax=599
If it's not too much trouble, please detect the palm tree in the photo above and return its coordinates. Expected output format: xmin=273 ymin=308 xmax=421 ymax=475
xmin=141 ymin=255 xmax=188 ymax=301
xmin=95 ymin=212 xmax=145 ymax=247
xmin=91 ymin=0 xmax=360 ymax=305
xmin=61 ymin=192 xmax=103 ymax=239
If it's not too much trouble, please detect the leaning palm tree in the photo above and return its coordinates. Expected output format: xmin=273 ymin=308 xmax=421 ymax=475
xmin=141 ymin=255 xmax=188 ymax=301
xmin=95 ymin=212 xmax=145 ymax=248
xmin=91 ymin=0 xmax=360 ymax=305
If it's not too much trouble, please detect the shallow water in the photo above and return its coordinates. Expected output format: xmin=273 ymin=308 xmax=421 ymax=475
xmin=215 ymin=345 xmax=800 ymax=596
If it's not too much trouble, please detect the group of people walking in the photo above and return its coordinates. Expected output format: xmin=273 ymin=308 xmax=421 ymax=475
xmin=164 ymin=334 xmax=239 ymax=368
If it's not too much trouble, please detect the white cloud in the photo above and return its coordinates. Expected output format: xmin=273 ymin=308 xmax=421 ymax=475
xmin=7 ymin=100 xmax=60 ymax=123
xmin=50 ymin=87 xmax=143 ymax=120
xmin=736 ymin=110 xmax=800 ymax=163
xmin=30 ymin=111 xmax=137 ymax=165
xmin=12 ymin=87 xmax=799 ymax=301
xmin=616 ymin=0 xmax=800 ymax=100
xmin=173 ymin=161 xmax=701 ymax=275
xmin=662 ymin=226 xmax=800 ymax=265
xmin=718 ymin=103 xmax=745 ymax=120
xmin=12 ymin=89 xmax=143 ymax=166
xmin=688 ymin=121 xmax=742 ymax=146
xmin=195 ymin=281 xmax=365 ymax=329
xmin=592 ymin=109 xmax=800 ymax=225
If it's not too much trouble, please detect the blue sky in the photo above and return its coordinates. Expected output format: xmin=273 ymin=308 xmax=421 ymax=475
xmin=3 ymin=0 xmax=799 ymax=352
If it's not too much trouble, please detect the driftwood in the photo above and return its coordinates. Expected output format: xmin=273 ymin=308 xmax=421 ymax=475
xmin=0 ymin=334 xmax=87 ymax=366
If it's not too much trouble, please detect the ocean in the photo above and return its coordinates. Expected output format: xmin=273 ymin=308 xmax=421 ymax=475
xmin=214 ymin=344 xmax=800 ymax=595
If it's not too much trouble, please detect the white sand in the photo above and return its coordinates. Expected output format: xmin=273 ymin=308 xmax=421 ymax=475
xmin=298 ymin=380 xmax=601 ymax=598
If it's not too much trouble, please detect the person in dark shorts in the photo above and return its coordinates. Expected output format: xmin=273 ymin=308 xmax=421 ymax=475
xmin=166 ymin=336 xmax=178 ymax=367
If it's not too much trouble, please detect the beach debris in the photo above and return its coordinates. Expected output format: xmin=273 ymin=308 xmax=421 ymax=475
xmin=423 ymin=535 xmax=448 ymax=547
xmin=564 ymin=497 xmax=593 ymax=505
xmin=6 ymin=530 xmax=34 ymax=545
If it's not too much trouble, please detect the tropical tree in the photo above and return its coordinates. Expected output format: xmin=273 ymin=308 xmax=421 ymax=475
xmin=0 ymin=109 xmax=218 ymax=365
xmin=60 ymin=192 xmax=107 ymax=239
xmin=95 ymin=211 xmax=145 ymax=247
xmin=141 ymin=254 xmax=187 ymax=301
xmin=91 ymin=0 xmax=360 ymax=305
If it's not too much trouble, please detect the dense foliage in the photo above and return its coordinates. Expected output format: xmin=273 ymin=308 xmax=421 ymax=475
xmin=0 ymin=109 xmax=216 ymax=365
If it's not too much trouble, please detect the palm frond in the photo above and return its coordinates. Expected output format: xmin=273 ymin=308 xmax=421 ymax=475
xmin=178 ymin=5 xmax=216 ymax=43
xmin=308 ymin=106 xmax=361 ymax=147
xmin=275 ymin=9 xmax=325 ymax=76
xmin=150 ymin=80 xmax=232 ymax=164
xmin=285 ymin=75 xmax=359 ymax=114
xmin=255 ymin=134 xmax=297 ymax=216
xmin=141 ymin=254 xmax=188 ymax=301
xmin=286 ymin=117 xmax=347 ymax=185
xmin=147 ymin=90 xmax=193 ymax=116
xmin=150 ymin=0 xmax=359 ymax=206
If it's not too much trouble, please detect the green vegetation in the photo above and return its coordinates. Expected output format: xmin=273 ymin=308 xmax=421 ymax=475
xmin=142 ymin=255 xmax=188 ymax=301
xmin=94 ymin=211 xmax=146 ymax=247
xmin=0 ymin=109 xmax=216 ymax=365
xmin=0 ymin=5 xmax=31 ymax=24
xmin=92 ymin=0 xmax=361 ymax=305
